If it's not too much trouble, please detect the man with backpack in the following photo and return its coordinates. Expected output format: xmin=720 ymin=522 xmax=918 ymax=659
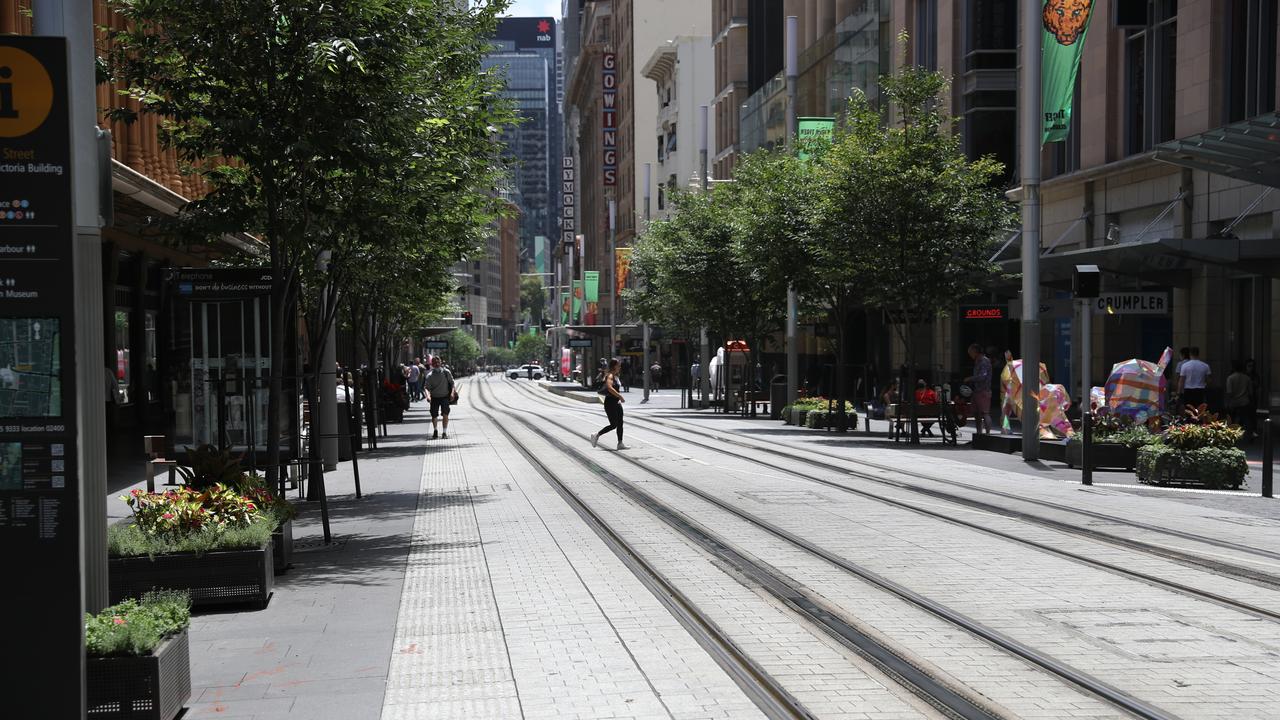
xmin=424 ymin=356 xmax=455 ymax=439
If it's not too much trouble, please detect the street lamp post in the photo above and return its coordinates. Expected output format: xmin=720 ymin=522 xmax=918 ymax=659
xmin=643 ymin=162 xmax=651 ymax=403
xmin=1020 ymin=0 xmax=1042 ymax=460
xmin=785 ymin=15 xmax=799 ymax=407
xmin=609 ymin=199 xmax=617 ymax=363
xmin=698 ymin=104 xmax=711 ymax=408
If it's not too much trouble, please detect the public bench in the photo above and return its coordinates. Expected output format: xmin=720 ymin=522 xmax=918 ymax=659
xmin=886 ymin=403 xmax=956 ymax=444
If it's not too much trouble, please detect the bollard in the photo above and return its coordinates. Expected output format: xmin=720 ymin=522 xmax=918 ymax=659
xmin=1262 ymin=411 xmax=1273 ymax=499
xmin=1081 ymin=410 xmax=1093 ymax=486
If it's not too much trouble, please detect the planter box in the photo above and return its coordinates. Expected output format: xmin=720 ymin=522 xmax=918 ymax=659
xmin=87 ymin=628 xmax=191 ymax=720
xmin=110 ymin=541 xmax=273 ymax=610
xmin=272 ymin=520 xmax=293 ymax=575
xmin=1136 ymin=447 xmax=1247 ymax=490
xmin=1065 ymin=439 xmax=1136 ymax=471
xmin=791 ymin=408 xmax=809 ymax=427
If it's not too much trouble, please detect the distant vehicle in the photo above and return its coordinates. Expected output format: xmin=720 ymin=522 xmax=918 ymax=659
xmin=508 ymin=364 xmax=544 ymax=380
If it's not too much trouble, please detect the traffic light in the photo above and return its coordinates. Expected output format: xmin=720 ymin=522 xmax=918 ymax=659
xmin=462 ymin=311 xmax=473 ymax=325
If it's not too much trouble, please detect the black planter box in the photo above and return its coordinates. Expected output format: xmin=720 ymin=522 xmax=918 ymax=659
xmin=273 ymin=520 xmax=293 ymax=575
xmin=110 ymin=541 xmax=274 ymax=610
xmin=1065 ymin=439 xmax=1137 ymax=470
xmin=87 ymin=628 xmax=191 ymax=720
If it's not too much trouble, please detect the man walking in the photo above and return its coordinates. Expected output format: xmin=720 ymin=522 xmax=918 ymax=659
xmin=424 ymin=356 xmax=455 ymax=439
xmin=963 ymin=343 xmax=992 ymax=434
xmin=407 ymin=358 xmax=422 ymax=402
xmin=1178 ymin=346 xmax=1211 ymax=410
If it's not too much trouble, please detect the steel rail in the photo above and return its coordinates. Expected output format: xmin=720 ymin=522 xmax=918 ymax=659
xmin=469 ymin=385 xmax=817 ymax=720
xmin=504 ymin=379 xmax=1280 ymax=577
xmin=479 ymin=379 xmax=1179 ymax=720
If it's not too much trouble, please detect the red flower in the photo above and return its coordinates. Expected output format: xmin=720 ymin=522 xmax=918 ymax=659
xmin=162 ymin=512 xmax=174 ymax=520
xmin=112 ymin=616 xmax=125 ymax=625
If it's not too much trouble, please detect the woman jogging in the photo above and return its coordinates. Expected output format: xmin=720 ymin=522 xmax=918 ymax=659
xmin=591 ymin=358 xmax=628 ymax=450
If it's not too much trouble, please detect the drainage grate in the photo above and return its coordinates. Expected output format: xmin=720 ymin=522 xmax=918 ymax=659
xmin=293 ymin=536 xmax=349 ymax=553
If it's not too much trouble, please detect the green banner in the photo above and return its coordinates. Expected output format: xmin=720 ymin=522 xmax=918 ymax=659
xmin=1041 ymin=0 xmax=1093 ymax=144
xmin=560 ymin=291 xmax=570 ymax=325
xmin=584 ymin=271 xmax=600 ymax=304
xmin=528 ymin=326 xmax=538 ymax=336
xmin=797 ymin=117 xmax=834 ymax=162
xmin=572 ymin=280 xmax=583 ymax=321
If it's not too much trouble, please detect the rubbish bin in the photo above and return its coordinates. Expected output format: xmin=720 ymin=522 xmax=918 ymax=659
xmin=337 ymin=401 xmax=352 ymax=461
xmin=770 ymin=375 xmax=788 ymax=421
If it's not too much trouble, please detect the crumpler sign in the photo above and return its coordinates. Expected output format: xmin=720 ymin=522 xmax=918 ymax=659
xmin=1041 ymin=0 xmax=1093 ymax=144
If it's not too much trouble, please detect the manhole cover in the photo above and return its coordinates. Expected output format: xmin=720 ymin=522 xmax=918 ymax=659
xmin=1038 ymin=608 xmax=1280 ymax=662
xmin=737 ymin=489 xmax=829 ymax=505
xmin=1204 ymin=516 xmax=1280 ymax=528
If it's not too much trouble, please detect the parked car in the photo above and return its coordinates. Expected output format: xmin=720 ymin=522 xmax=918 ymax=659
xmin=508 ymin=364 xmax=544 ymax=380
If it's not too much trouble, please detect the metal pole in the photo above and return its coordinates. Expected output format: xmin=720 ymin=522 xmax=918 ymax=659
xmin=343 ymin=380 xmax=362 ymax=499
xmin=1080 ymin=299 xmax=1091 ymax=413
xmin=698 ymin=104 xmax=711 ymax=408
xmin=1262 ymin=412 xmax=1273 ymax=498
xmin=643 ymin=162 xmax=651 ymax=403
xmin=608 ymin=199 xmax=617 ymax=361
xmin=1019 ymin=0 xmax=1042 ymax=461
xmin=785 ymin=15 xmax=800 ymax=406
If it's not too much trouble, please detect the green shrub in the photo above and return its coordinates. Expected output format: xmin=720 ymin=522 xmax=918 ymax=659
xmin=1164 ymin=421 xmax=1242 ymax=450
xmin=85 ymin=591 xmax=190 ymax=657
xmin=806 ymin=411 xmax=828 ymax=428
xmin=175 ymin=445 xmax=244 ymax=490
xmin=780 ymin=405 xmax=793 ymax=424
xmin=1101 ymin=426 xmax=1159 ymax=449
xmin=1137 ymin=443 xmax=1248 ymax=488
xmin=108 ymin=514 xmax=276 ymax=558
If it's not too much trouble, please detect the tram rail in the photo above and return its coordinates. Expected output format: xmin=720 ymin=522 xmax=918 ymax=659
xmin=500 ymin=377 xmax=1280 ymax=598
xmin=476 ymin=378 xmax=1181 ymax=720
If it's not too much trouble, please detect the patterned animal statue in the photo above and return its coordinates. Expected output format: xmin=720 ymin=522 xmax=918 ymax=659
xmin=1103 ymin=347 xmax=1172 ymax=421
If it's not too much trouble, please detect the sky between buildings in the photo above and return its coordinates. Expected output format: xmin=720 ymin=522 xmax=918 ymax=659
xmin=501 ymin=0 xmax=561 ymax=19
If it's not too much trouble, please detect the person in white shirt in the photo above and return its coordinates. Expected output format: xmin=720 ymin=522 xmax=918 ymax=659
xmin=1177 ymin=346 xmax=1211 ymax=409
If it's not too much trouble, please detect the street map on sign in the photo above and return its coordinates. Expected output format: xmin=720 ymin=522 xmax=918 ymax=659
xmin=0 ymin=318 xmax=61 ymax=418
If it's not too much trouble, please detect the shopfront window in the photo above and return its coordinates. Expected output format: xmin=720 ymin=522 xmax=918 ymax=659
xmin=144 ymin=312 xmax=158 ymax=403
xmin=114 ymin=310 xmax=131 ymax=404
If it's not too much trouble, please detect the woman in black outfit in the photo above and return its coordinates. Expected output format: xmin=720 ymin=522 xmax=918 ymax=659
xmin=591 ymin=358 xmax=628 ymax=450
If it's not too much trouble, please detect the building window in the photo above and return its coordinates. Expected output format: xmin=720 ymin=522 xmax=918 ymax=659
xmin=1051 ymin=68 xmax=1083 ymax=176
xmin=657 ymin=135 xmax=665 ymax=162
xmin=658 ymin=186 xmax=665 ymax=210
xmin=914 ymin=0 xmax=938 ymax=70
xmin=1125 ymin=0 xmax=1177 ymax=154
xmin=1226 ymin=0 xmax=1278 ymax=122
xmin=667 ymin=130 xmax=678 ymax=154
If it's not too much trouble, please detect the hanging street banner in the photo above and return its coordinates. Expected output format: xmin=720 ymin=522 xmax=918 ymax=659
xmin=615 ymin=247 xmax=632 ymax=296
xmin=572 ymin=279 xmax=584 ymax=321
xmin=561 ymin=291 xmax=570 ymax=325
xmin=561 ymin=157 xmax=575 ymax=246
xmin=1041 ymin=0 xmax=1094 ymax=144
xmin=602 ymin=53 xmax=617 ymax=186
xmin=796 ymin=117 xmax=834 ymax=161
xmin=584 ymin=270 xmax=600 ymax=304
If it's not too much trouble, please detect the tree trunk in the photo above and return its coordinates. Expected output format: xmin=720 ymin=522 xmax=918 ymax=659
xmin=266 ymin=256 xmax=287 ymax=493
xmin=903 ymin=314 xmax=920 ymax=444
xmin=835 ymin=291 xmax=849 ymax=432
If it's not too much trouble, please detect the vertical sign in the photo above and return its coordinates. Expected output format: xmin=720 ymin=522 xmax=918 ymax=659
xmin=602 ymin=53 xmax=617 ymax=186
xmin=0 ymin=36 xmax=81 ymax=718
xmin=796 ymin=116 xmax=834 ymax=161
xmin=561 ymin=156 xmax=575 ymax=248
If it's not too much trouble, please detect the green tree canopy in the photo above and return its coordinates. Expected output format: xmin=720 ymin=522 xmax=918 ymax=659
xmin=514 ymin=332 xmax=545 ymax=364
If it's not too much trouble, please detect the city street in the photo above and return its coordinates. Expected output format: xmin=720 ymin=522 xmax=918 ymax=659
xmin=163 ymin=378 xmax=1280 ymax=719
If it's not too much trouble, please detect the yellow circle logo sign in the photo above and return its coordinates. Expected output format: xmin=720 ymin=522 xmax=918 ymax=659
xmin=0 ymin=47 xmax=55 ymax=138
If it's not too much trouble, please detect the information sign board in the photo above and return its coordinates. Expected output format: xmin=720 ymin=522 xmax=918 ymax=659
xmin=0 ymin=36 xmax=80 ymax=717
xmin=568 ymin=338 xmax=593 ymax=348
xmin=425 ymin=340 xmax=449 ymax=350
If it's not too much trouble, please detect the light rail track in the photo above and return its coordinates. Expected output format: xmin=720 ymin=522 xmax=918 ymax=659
xmin=502 ymin=378 xmax=1280 ymax=597
xmin=477 ymin=379 xmax=1180 ymax=720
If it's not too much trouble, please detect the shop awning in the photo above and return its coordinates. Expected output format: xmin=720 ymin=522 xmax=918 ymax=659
xmin=998 ymin=236 xmax=1280 ymax=286
xmin=1154 ymin=113 xmax=1280 ymax=187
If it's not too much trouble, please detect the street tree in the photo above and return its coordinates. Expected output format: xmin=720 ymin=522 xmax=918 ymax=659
xmin=108 ymin=0 xmax=511 ymax=477
xmin=818 ymin=52 xmax=1013 ymax=441
xmin=445 ymin=329 xmax=482 ymax=373
xmin=521 ymin=275 xmax=546 ymax=327
xmin=514 ymin=332 xmax=545 ymax=364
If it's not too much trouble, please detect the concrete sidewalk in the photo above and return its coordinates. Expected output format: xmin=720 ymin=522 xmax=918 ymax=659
xmin=103 ymin=400 xmax=436 ymax=719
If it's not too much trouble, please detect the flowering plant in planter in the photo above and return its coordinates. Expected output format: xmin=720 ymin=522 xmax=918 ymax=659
xmin=86 ymin=591 xmax=191 ymax=658
xmin=111 ymin=484 xmax=276 ymax=558
xmin=1136 ymin=407 xmax=1248 ymax=489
